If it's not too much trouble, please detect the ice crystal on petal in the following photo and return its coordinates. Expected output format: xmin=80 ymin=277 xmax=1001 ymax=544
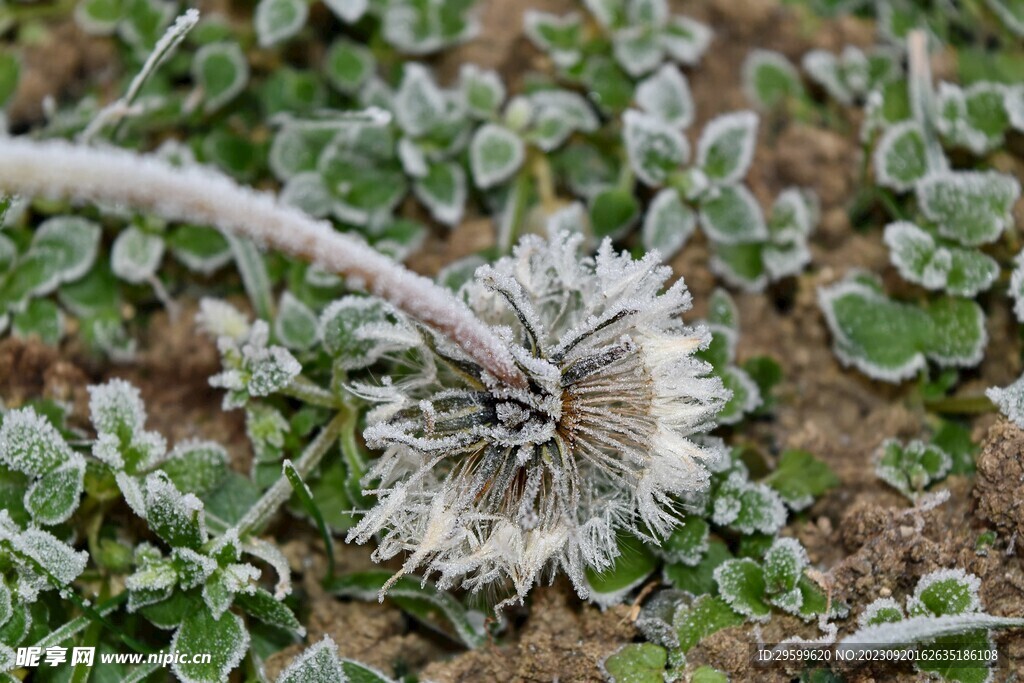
xmin=348 ymin=226 xmax=729 ymax=605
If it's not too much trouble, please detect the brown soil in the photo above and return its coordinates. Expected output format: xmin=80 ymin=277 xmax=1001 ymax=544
xmin=5 ymin=0 xmax=1024 ymax=680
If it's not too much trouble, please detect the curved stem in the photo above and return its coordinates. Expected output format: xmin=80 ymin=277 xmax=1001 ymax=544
xmin=0 ymin=137 xmax=527 ymax=389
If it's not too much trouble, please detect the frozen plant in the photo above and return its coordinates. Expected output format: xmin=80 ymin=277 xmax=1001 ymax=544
xmin=875 ymin=438 xmax=952 ymax=501
xmin=346 ymin=223 xmax=730 ymax=605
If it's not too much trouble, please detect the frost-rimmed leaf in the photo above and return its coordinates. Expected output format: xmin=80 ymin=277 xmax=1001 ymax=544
xmin=319 ymin=296 xmax=418 ymax=370
xmin=710 ymin=242 xmax=766 ymax=292
xmin=192 ymin=42 xmax=249 ymax=113
xmin=936 ymin=82 xmax=1010 ymax=155
xmin=987 ymin=374 xmax=1024 ymax=429
xmin=394 ymin=64 xmax=446 ymax=138
xmin=171 ymin=605 xmax=249 ymax=683
xmin=413 ymin=162 xmax=467 ymax=227
xmin=469 ymin=124 xmax=524 ymax=189
xmin=711 ymin=471 xmax=786 ymax=535
xmin=25 ymin=460 xmax=85 ymax=526
xmin=280 ymin=172 xmax=333 ymax=218
xmin=716 ymin=366 xmax=762 ymax=425
xmin=324 ymin=39 xmax=375 ymax=95
xmin=381 ymin=0 xmax=478 ymax=55
xmin=523 ymin=11 xmax=582 ymax=68
xmin=529 ymin=90 xmax=599 ymax=152
xmin=714 ymin=558 xmax=771 ymax=622
xmin=0 ymin=407 xmax=75 ymax=476
xmin=255 ymin=0 xmax=307 ymax=48
xmin=742 ymin=49 xmax=802 ymax=109
xmin=161 ymin=440 xmax=228 ymax=496
xmin=168 ymin=225 xmax=232 ymax=275
xmin=324 ymin=0 xmax=366 ymax=23
xmin=75 ymin=0 xmax=123 ymax=35
xmin=636 ymin=64 xmax=694 ymax=129
xmin=642 ymin=188 xmax=695 ymax=260
xmin=623 ymin=109 xmax=688 ymax=187
xmin=12 ymin=526 xmax=89 ymax=586
xmin=327 ymin=571 xmax=486 ymax=648
xmin=341 ymin=660 xmax=395 ymax=683
xmin=916 ymin=171 xmax=1021 ymax=247
xmin=111 ymin=226 xmax=165 ymax=283
xmin=661 ymin=16 xmax=712 ymax=66
xmin=924 ymin=297 xmax=987 ymax=369
xmin=144 ymin=472 xmax=208 ymax=550
xmin=883 ymin=222 xmax=998 ymax=297
xmin=12 ymin=299 xmax=63 ymax=345
xmin=590 ymin=187 xmax=639 ymax=239
xmin=674 ymin=594 xmax=744 ymax=653
xmin=32 ymin=216 xmax=102 ymax=284
xmin=659 ymin=517 xmax=709 ymax=566
xmin=277 ymin=636 xmax=345 ymax=683
xmin=613 ymin=25 xmax=664 ymax=78
xmin=874 ymin=121 xmax=928 ymax=192
xmin=817 ymin=278 xmax=926 ymax=382
xmin=697 ymin=111 xmax=758 ymax=184
xmin=459 ymin=64 xmax=505 ymax=119
xmin=700 ymin=184 xmax=767 ymax=244
xmin=274 ymin=291 xmax=319 ymax=351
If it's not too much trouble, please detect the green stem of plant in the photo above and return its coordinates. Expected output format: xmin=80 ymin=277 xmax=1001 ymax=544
xmin=498 ymin=168 xmax=533 ymax=255
xmin=907 ymin=30 xmax=948 ymax=174
xmin=924 ymin=394 xmax=997 ymax=415
xmin=33 ymin=592 xmax=127 ymax=650
xmin=225 ymin=233 xmax=275 ymax=321
xmin=282 ymin=375 xmax=339 ymax=408
xmin=234 ymin=411 xmax=346 ymax=538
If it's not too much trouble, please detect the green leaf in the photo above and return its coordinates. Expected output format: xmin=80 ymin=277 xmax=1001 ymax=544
xmin=700 ymin=185 xmax=768 ymax=244
xmin=623 ymin=109 xmax=688 ymax=187
xmin=764 ymin=450 xmax=838 ymax=511
xmin=144 ymin=472 xmax=208 ymax=550
xmin=202 ymin=129 xmax=262 ymax=181
xmin=118 ymin=0 xmax=175 ymax=50
xmin=585 ymin=532 xmax=657 ymax=607
xmin=642 ymin=188 xmax=695 ymax=260
xmin=691 ymin=666 xmax=729 ymax=683
xmin=710 ymin=242 xmax=766 ymax=291
xmin=708 ymin=288 xmax=739 ymax=330
xmin=717 ymin=366 xmax=762 ymax=425
xmin=459 ymin=64 xmax=504 ymax=119
xmin=111 ymin=226 xmax=164 ymax=284
xmin=876 ymin=439 xmax=952 ymax=500
xmin=916 ymin=171 xmax=1020 ymax=247
xmin=413 ymin=162 xmax=467 ymax=227
xmin=168 ymin=225 xmax=232 ymax=275
xmin=762 ymin=538 xmax=807 ymax=595
xmin=523 ymin=11 xmax=582 ymax=68
xmin=674 ymin=595 xmax=744 ymax=653
xmin=924 ymin=297 xmax=986 ymax=368
xmin=818 ymin=278 xmax=933 ymax=382
xmin=664 ymin=540 xmax=732 ymax=597
xmin=0 ymin=407 xmax=75 ymax=476
xmin=74 ymin=0 xmax=123 ymax=34
xmin=192 ymin=42 xmax=249 ymax=113
xmin=711 ymin=471 xmax=787 ymax=535
xmin=274 ymin=292 xmax=319 ymax=351
xmin=236 ymin=587 xmax=303 ymax=633
xmin=327 ymin=571 xmax=486 ymax=648
xmin=171 ymin=605 xmax=249 ymax=683
xmin=394 ymin=63 xmax=447 ymax=137
xmin=0 ymin=53 xmax=20 ymax=109
xmin=590 ymin=187 xmax=639 ymax=239
xmin=602 ymin=643 xmax=667 ymax=683
xmin=269 ymin=125 xmax=335 ymax=181
xmin=469 ymin=124 xmax=524 ymax=189
xmin=319 ymin=296 xmax=415 ymax=370
xmin=255 ymin=0 xmax=308 ymax=47
xmin=32 ymin=215 xmax=102 ymax=284
xmin=742 ymin=49 xmax=803 ymax=109
xmin=324 ymin=39 xmax=375 ymax=95
xmin=883 ymin=222 xmax=998 ymax=297
xmin=161 ymin=440 xmax=228 ymax=496
xmin=25 ymin=460 xmax=84 ymax=526
xmin=340 ymin=659 xmax=396 ymax=683
xmin=697 ymin=111 xmax=759 ymax=184
xmin=662 ymin=16 xmax=711 ymax=66
xmin=873 ymin=121 xmax=927 ymax=192
xmin=613 ymin=25 xmax=663 ymax=78
xmin=636 ymin=64 xmax=694 ymax=129
xmin=12 ymin=299 xmax=63 ymax=346
xmin=659 ymin=516 xmax=709 ymax=566
xmin=277 ymin=637 xmax=345 ymax=682
xmin=713 ymin=557 xmax=771 ymax=621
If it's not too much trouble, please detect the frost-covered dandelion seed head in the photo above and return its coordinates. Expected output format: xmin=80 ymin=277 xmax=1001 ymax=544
xmin=346 ymin=225 xmax=729 ymax=606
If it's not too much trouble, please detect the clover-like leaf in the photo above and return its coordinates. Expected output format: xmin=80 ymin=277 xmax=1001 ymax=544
xmin=700 ymin=184 xmax=767 ymax=244
xmin=394 ymin=64 xmax=447 ymax=138
xmin=111 ymin=226 xmax=165 ymax=284
xmin=323 ymin=0 xmax=366 ymax=23
xmin=590 ymin=187 xmax=639 ymax=239
xmin=459 ymin=64 xmax=505 ymax=119
xmin=636 ymin=64 xmax=694 ymax=129
xmin=987 ymin=373 xmax=1024 ymax=429
xmin=876 ymin=439 xmax=952 ymax=500
xmin=319 ymin=296 xmax=418 ymax=370
xmin=697 ymin=111 xmax=758 ymax=184
xmin=661 ymin=16 xmax=712 ymax=66
xmin=714 ymin=558 xmax=771 ymax=622
xmin=171 ymin=605 xmax=249 ymax=683
xmin=742 ymin=49 xmax=803 ymax=109
xmin=711 ymin=471 xmax=786 ymax=535
xmin=254 ymin=0 xmax=307 ymax=47
xmin=277 ymin=637 xmax=345 ymax=683
xmin=413 ymin=162 xmax=467 ymax=227
xmin=324 ymin=39 xmax=375 ymax=95
xmin=623 ymin=109 xmax=689 ymax=187
xmin=168 ymin=225 xmax=232 ymax=275
xmin=192 ymin=42 xmax=249 ymax=113
xmin=523 ymin=11 xmax=583 ymax=68
xmin=916 ymin=171 xmax=1020 ymax=247
xmin=0 ymin=407 xmax=75 ymax=477
xmin=763 ymin=450 xmax=838 ymax=511
xmin=144 ymin=472 xmax=208 ymax=550
xmin=602 ymin=643 xmax=667 ymax=683
xmin=469 ymin=124 xmax=525 ymax=189
xmin=874 ymin=121 xmax=928 ymax=192
xmin=25 ymin=460 xmax=85 ymax=526
xmin=585 ymin=532 xmax=658 ymax=608
xmin=32 ymin=216 xmax=102 ymax=284
xmin=274 ymin=291 xmax=319 ymax=351
xmin=883 ymin=222 xmax=998 ymax=297
xmin=161 ymin=440 xmax=228 ymax=497
xmin=642 ymin=188 xmax=695 ymax=260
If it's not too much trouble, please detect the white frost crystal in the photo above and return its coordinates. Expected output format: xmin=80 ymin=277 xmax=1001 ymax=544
xmin=347 ymin=225 xmax=729 ymax=605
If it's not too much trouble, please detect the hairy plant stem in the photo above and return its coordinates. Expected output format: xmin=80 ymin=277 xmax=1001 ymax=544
xmin=234 ymin=411 xmax=346 ymax=538
xmin=924 ymin=394 xmax=997 ymax=415
xmin=282 ymin=375 xmax=340 ymax=408
xmin=225 ymin=233 xmax=275 ymax=321
xmin=498 ymin=167 xmax=533 ymax=255
xmin=0 ymin=137 xmax=528 ymax=389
